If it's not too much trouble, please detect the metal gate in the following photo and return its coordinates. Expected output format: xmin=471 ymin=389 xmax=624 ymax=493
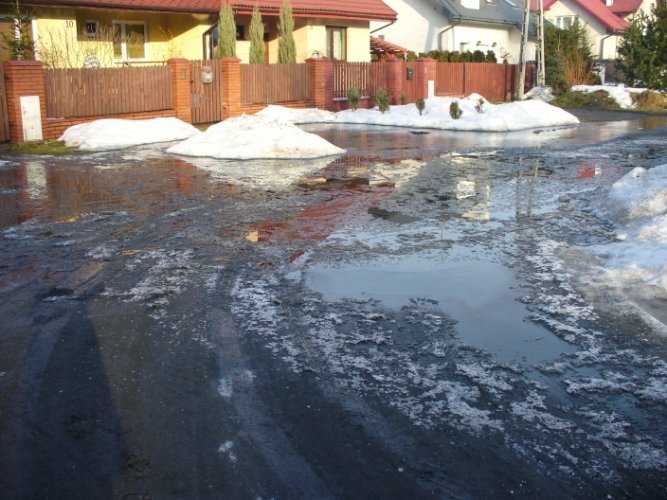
xmin=0 ymin=65 xmax=9 ymax=142
xmin=190 ymin=59 xmax=223 ymax=124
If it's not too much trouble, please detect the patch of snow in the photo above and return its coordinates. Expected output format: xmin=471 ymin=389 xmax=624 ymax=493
xmin=327 ymin=95 xmax=579 ymax=132
xmin=60 ymin=117 xmax=199 ymax=151
xmin=589 ymin=164 xmax=667 ymax=291
xmin=523 ymin=85 xmax=555 ymax=102
xmin=571 ymin=84 xmax=647 ymax=109
xmin=218 ymin=440 xmax=238 ymax=463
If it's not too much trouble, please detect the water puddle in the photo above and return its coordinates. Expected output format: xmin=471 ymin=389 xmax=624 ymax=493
xmin=305 ymin=255 xmax=576 ymax=364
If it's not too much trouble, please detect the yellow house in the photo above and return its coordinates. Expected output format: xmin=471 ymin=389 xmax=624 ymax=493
xmin=0 ymin=0 xmax=396 ymax=67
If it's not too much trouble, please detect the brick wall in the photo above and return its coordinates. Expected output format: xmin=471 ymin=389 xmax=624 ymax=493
xmin=3 ymin=60 xmax=48 ymax=142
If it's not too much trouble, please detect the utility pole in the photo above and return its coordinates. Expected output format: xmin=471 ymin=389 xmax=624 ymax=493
xmin=536 ymin=0 xmax=545 ymax=86
xmin=517 ymin=0 xmax=531 ymax=99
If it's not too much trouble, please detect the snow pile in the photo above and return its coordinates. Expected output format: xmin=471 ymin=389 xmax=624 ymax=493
xmin=571 ymin=84 xmax=646 ymax=109
xmin=522 ymin=85 xmax=556 ymax=102
xmin=59 ymin=117 xmax=199 ymax=151
xmin=594 ymin=164 xmax=667 ymax=290
xmin=328 ymin=94 xmax=578 ymax=131
xmin=167 ymin=114 xmax=345 ymax=159
xmin=257 ymin=105 xmax=335 ymax=124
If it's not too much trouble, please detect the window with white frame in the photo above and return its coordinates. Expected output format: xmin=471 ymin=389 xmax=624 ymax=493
xmin=555 ymin=15 xmax=578 ymax=29
xmin=113 ymin=21 xmax=147 ymax=61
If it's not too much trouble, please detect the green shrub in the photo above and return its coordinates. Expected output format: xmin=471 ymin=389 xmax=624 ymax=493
xmin=474 ymin=97 xmax=485 ymax=113
xmin=449 ymin=100 xmax=462 ymax=119
xmin=347 ymin=86 xmax=361 ymax=111
xmin=472 ymin=50 xmax=485 ymax=62
xmin=400 ymin=91 xmax=408 ymax=105
xmin=415 ymin=97 xmax=425 ymax=116
xmin=375 ymin=87 xmax=390 ymax=113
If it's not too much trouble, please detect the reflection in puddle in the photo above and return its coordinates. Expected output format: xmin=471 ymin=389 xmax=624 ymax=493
xmin=306 ymin=256 xmax=575 ymax=364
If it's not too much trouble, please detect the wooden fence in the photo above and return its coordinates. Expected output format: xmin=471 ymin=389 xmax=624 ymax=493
xmin=240 ymin=63 xmax=309 ymax=104
xmin=0 ymin=66 xmax=8 ymax=141
xmin=190 ymin=59 xmax=224 ymax=124
xmin=435 ymin=62 xmax=530 ymax=101
xmin=44 ymin=66 xmax=172 ymax=119
xmin=333 ymin=62 xmax=389 ymax=100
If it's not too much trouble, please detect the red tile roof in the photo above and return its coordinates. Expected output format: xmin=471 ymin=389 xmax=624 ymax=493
xmin=607 ymin=0 xmax=644 ymax=16
xmin=530 ymin=0 xmax=628 ymax=32
xmin=14 ymin=0 xmax=396 ymax=21
xmin=370 ymin=36 xmax=407 ymax=55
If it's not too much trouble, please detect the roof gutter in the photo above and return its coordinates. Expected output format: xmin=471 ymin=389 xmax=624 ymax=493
xmin=370 ymin=20 xmax=396 ymax=34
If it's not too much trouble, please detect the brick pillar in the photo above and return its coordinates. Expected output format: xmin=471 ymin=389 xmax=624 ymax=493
xmin=167 ymin=58 xmax=192 ymax=123
xmin=220 ymin=57 xmax=242 ymax=119
xmin=306 ymin=57 xmax=334 ymax=111
xmin=3 ymin=60 xmax=47 ymax=142
xmin=383 ymin=58 xmax=404 ymax=105
xmin=414 ymin=57 xmax=438 ymax=99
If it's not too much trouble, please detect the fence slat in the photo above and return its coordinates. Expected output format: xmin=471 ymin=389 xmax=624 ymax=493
xmin=240 ymin=64 xmax=309 ymax=105
xmin=44 ymin=66 xmax=172 ymax=119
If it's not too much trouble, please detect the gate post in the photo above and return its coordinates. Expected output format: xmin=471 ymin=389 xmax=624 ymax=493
xmin=167 ymin=58 xmax=192 ymax=123
xmin=3 ymin=60 xmax=47 ymax=143
xmin=220 ymin=57 xmax=241 ymax=119
xmin=306 ymin=57 xmax=333 ymax=111
xmin=414 ymin=57 xmax=437 ymax=99
xmin=383 ymin=57 xmax=403 ymax=105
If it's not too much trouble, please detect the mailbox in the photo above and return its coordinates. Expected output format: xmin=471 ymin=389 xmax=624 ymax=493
xmin=406 ymin=67 xmax=414 ymax=81
xmin=201 ymin=66 xmax=213 ymax=84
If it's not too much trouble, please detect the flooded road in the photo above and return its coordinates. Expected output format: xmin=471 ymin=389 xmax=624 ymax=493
xmin=1 ymin=112 xmax=667 ymax=499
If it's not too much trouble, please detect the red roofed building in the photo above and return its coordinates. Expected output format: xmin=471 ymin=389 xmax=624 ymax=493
xmin=531 ymin=0 xmax=629 ymax=60
xmin=0 ymin=0 xmax=397 ymax=66
xmin=605 ymin=0 xmax=657 ymax=20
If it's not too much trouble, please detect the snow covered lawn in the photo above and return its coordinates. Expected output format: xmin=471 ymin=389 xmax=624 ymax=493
xmin=259 ymin=94 xmax=579 ymax=132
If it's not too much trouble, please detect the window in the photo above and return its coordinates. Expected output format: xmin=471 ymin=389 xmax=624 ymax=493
xmin=555 ymin=15 xmax=578 ymax=29
xmin=326 ymin=27 xmax=346 ymax=61
xmin=84 ymin=20 xmax=99 ymax=38
xmin=113 ymin=21 xmax=147 ymax=61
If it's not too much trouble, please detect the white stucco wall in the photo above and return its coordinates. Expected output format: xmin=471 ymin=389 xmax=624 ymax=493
xmin=370 ymin=0 xmax=446 ymax=53
xmin=546 ymin=0 xmax=621 ymax=59
xmin=370 ymin=0 xmax=526 ymax=62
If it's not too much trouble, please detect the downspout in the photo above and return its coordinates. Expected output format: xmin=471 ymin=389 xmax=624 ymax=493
xmin=438 ymin=19 xmax=460 ymax=51
xmin=599 ymin=33 xmax=613 ymax=61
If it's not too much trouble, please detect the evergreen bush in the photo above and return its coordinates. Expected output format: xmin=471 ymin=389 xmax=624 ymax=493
xmin=449 ymin=100 xmax=462 ymax=119
xmin=347 ymin=86 xmax=361 ymax=111
xmin=278 ymin=0 xmax=296 ymax=63
xmin=415 ymin=97 xmax=425 ymax=116
xmin=248 ymin=4 xmax=265 ymax=64
xmin=216 ymin=0 xmax=237 ymax=58
xmin=375 ymin=87 xmax=390 ymax=114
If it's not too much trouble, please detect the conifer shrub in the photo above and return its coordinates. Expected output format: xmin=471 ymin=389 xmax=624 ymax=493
xmin=449 ymin=100 xmax=462 ymax=119
xmin=375 ymin=87 xmax=390 ymax=114
xmin=415 ymin=97 xmax=425 ymax=116
xmin=474 ymin=98 xmax=485 ymax=113
xmin=347 ymin=86 xmax=361 ymax=111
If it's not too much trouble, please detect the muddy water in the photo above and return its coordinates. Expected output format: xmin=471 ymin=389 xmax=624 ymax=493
xmin=1 ymin=112 xmax=667 ymax=499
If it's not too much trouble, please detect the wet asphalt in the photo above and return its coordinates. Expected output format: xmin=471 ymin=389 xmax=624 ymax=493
xmin=1 ymin=110 xmax=667 ymax=499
